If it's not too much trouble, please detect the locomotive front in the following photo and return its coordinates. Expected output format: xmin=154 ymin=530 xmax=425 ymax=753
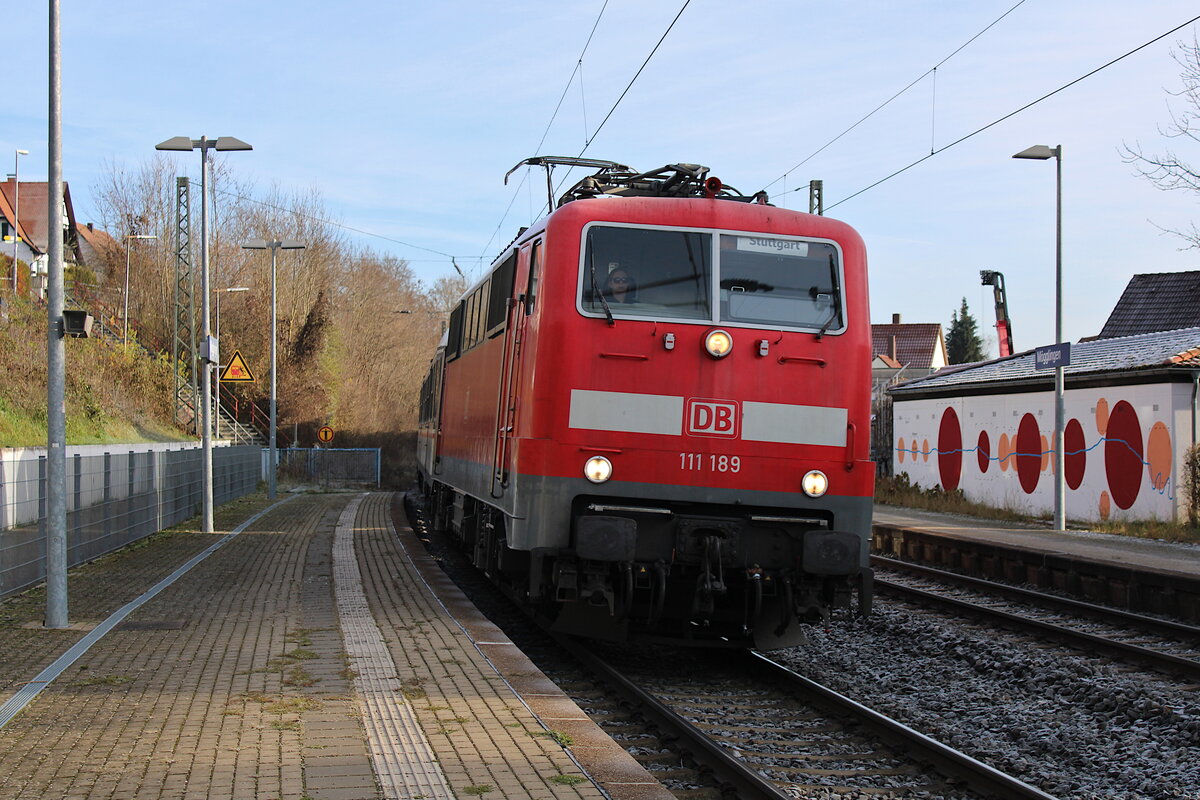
xmin=419 ymin=161 xmax=873 ymax=650
xmin=511 ymin=167 xmax=874 ymax=649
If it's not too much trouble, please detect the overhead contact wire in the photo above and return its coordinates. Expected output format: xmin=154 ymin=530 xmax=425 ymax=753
xmin=548 ymin=0 xmax=694 ymax=203
xmin=478 ymin=0 xmax=611 ymax=263
xmin=760 ymin=0 xmax=1029 ymax=194
xmin=826 ymin=12 xmax=1200 ymax=212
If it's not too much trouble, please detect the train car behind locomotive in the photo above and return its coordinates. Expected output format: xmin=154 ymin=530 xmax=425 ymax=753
xmin=417 ymin=159 xmax=873 ymax=649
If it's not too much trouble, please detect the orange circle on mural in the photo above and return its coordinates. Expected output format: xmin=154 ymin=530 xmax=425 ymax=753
xmin=1147 ymin=421 xmax=1172 ymax=491
xmin=1099 ymin=491 xmax=1111 ymax=521
xmin=1040 ymin=434 xmax=1050 ymax=472
xmin=1095 ymin=398 xmax=1109 ymax=435
xmin=998 ymin=433 xmax=1010 ymax=472
xmin=898 ymin=437 xmax=906 ymax=463
xmin=922 ymin=439 xmax=930 ymax=463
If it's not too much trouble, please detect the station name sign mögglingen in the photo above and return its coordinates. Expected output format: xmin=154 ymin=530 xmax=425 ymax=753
xmin=1034 ymin=342 xmax=1071 ymax=370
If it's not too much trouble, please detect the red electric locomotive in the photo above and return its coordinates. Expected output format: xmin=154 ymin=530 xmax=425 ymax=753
xmin=417 ymin=159 xmax=873 ymax=649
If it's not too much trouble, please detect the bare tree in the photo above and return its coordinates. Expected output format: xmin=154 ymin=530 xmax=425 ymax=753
xmin=91 ymin=156 xmax=452 ymax=440
xmin=1122 ymin=34 xmax=1200 ymax=248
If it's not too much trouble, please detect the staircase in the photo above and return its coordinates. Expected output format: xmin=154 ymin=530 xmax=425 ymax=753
xmin=64 ymin=279 xmax=273 ymax=448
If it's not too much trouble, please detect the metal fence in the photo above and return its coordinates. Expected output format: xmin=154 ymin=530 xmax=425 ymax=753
xmin=0 ymin=444 xmax=259 ymax=600
xmin=275 ymin=447 xmax=381 ymax=487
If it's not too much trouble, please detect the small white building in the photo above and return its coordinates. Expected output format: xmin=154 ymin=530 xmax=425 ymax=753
xmin=889 ymin=327 xmax=1200 ymax=523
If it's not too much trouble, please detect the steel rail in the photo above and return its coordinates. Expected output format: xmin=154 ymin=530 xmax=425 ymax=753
xmin=552 ymin=635 xmax=791 ymax=800
xmin=747 ymin=652 xmax=1061 ymax=800
xmin=872 ymin=555 xmax=1200 ymax=640
xmin=876 ymin=576 xmax=1200 ymax=680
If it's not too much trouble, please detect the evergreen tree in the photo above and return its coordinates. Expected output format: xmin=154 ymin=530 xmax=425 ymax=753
xmin=947 ymin=297 xmax=985 ymax=364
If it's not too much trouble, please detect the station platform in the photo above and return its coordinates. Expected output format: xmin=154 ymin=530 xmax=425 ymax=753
xmin=0 ymin=491 xmax=672 ymax=800
xmin=873 ymin=505 xmax=1200 ymax=622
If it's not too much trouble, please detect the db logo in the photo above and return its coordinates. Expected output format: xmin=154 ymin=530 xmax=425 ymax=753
xmin=686 ymin=398 xmax=740 ymax=438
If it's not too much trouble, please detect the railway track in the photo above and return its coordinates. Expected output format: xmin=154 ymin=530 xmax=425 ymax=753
xmin=560 ymin=638 xmax=1058 ymax=800
xmin=405 ymin=495 xmax=1059 ymax=799
xmin=872 ymin=555 xmax=1200 ymax=680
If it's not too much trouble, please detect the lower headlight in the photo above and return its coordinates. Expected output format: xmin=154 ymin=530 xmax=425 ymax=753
xmin=584 ymin=456 xmax=613 ymax=483
xmin=801 ymin=469 xmax=828 ymax=497
xmin=704 ymin=329 xmax=734 ymax=359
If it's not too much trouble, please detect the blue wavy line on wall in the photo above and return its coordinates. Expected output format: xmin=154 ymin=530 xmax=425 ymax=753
xmin=894 ymin=436 xmax=1173 ymax=499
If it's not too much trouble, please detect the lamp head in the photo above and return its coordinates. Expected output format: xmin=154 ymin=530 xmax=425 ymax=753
xmin=214 ymin=137 xmax=252 ymax=151
xmin=242 ymin=239 xmax=268 ymax=250
xmin=16 ymin=149 xmax=29 ymax=156
xmin=155 ymin=136 xmax=195 ymax=152
xmin=1013 ymin=144 xmax=1059 ymax=160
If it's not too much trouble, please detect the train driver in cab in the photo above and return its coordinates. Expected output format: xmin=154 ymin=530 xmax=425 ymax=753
xmin=605 ymin=264 xmax=638 ymax=303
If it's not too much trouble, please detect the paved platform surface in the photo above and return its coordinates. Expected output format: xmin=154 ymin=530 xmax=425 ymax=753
xmin=0 ymin=491 xmax=670 ymax=800
xmin=874 ymin=504 xmax=1200 ymax=579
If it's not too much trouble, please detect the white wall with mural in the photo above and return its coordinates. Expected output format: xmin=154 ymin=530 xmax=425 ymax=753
xmin=892 ymin=382 xmax=1194 ymax=522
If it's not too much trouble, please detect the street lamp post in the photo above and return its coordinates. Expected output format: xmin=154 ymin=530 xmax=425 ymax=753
xmin=11 ymin=148 xmax=28 ymax=293
xmin=215 ymin=286 xmax=249 ymax=440
xmin=242 ymin=238 xmax=305 ymax=500
xmin=1013 ymin=143 xmax=1065 ymax=531
xmin=155 ymin=136 xmax=252 ymax=534
xmin=122 ymin=233 xmax=156 ymax=350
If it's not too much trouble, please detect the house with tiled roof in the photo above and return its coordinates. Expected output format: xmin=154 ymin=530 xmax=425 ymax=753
xmin=0 ymin=179 xmax=84 ymax=297
xmin=888 ymin=326 xmax=1200 ymax=523
xmin=0 ymin=182 xmax=37 ymax=292
xmin=1098 ymin=271 xmax=1200 ymax=339
xmin=76 ymin=222 xmax=121 ymax=281
xmin=871 ymin=314 xmax=948 ymax=375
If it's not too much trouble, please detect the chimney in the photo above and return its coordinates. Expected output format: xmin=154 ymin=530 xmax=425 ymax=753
xmin=892 ymin=313 xmax=901 ymax=324
xmin=87 ymin=222 xmax=93 ymax=231
xmin=891 ymin=335 xmax=898 ymax=362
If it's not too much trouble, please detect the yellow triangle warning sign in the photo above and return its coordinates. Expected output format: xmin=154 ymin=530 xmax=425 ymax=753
xmin=220 ymin=350 xmax=256 ymax=382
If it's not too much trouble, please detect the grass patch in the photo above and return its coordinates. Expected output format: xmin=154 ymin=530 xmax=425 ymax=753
xmin=1088 ymin=518 xmax=1200 ymax=544
xmin=876 ymin=473 xmax=1034 ymax=523
xmin=282 ymin=647 xmax=318 ymax=661
xmin=0 ymin=295 xmax=188 ymax=447
xmin=461 ymin=785 xmax=493 ymax=796
xmin=282 ymin=666 xmax=317 ymax=687
xmin=263 ymin=696 xmax=321 ymax=714
xmin=531 ymin=729 xmax=573 ymax=747
xmin=284 ymin=628 xmax=328 ymax=647
xmin=399 ymin=677 xmax=426 ymax=700
xmin=551 ymin=775 xmax=587 ymax=786
xmin=879 ymin=473 xmax=1200 ymax=544
xmin=270 ymin=720 xmax=301 ymax=731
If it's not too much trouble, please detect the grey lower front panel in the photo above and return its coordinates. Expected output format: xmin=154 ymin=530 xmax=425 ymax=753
xmin=430 ymin=454 xmax=872 ymax=563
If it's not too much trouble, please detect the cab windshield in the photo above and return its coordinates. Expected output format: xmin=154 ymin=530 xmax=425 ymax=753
xmin=582 ymin=226 xmax=712 ymax=320
xmin=580 ymin=224 xmax=843 ymax=331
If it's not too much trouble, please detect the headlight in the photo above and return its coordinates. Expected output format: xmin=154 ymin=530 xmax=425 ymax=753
xmin=584 ymin=456 xmax=613 ymax=483
xmin=801 ymin=469 xmax=828 ymax=497
xmin=704 ymin=329 xmax=733 ymax=359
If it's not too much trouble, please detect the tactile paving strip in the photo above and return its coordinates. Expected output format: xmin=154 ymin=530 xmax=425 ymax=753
xmin=332 ymin=494 xmax=456 ymax=799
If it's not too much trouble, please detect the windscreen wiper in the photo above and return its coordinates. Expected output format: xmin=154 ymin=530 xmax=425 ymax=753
xmin=589 ymin=248 xmax=615 ymax=326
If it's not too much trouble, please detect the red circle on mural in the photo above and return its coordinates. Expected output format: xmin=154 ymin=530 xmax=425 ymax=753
xmin=976 ymin=430 xmax=991 ymax=474
xmin=937 ymin=408 xmax=963 ymax=491
xmin=1064 ymin=418 xmax=1086 ymax=490
xmin=1105 ymin=400 xmax=1143 ymax=510
xmin=1015 ymin=413 xmax=1042 ymax=495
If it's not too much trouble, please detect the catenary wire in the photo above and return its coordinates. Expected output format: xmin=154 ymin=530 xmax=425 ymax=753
xmin=822 ymin=11 xmax=1200 ymax=212
xmin=476 ymin=0 xmax=611 ymax=265
xmin=760 ymin=0 xmax=1029 ymax=195
xmin=543 ymin=0 xmax=694 ymax=214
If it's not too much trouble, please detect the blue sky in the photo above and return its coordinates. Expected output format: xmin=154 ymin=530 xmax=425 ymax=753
xmin=5 ymin=1 xmax=1200 ymax=355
